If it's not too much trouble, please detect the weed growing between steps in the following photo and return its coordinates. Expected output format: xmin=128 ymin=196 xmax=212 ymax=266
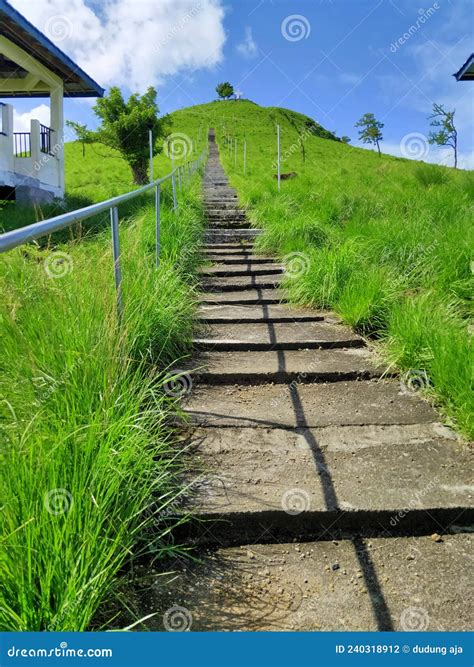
xmin=0 ymin=177 xmax=205 ymax=630
xmin=167 ymin=103 xmax=473 ymax=437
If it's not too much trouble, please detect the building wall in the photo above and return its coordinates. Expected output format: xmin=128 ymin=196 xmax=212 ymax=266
xmin=0 ymin=36 xmax=65 ymax=200
xmin=0 ymin=104 xmax=63 ymax=200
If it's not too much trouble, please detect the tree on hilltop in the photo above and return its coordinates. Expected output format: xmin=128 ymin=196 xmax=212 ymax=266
xmin=216 ymin=82 xmax=234 ymax=100
xmin=355 ymin=113 xmax=384 ymax=156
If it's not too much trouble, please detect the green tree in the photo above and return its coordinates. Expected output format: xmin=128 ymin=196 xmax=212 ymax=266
xmin=65 ymin=120 xmax=94 ymax=157
xmin=428 ymin=103 xmax=458 ymax=169
xmin=93 ymin=86 xmax=169 ymax=184
xmin=355 ymin=113 xmax=384 ymax=156
xmin=216 ymin=82 xmax=234 ymax=100
xmin=340 ymin=135 xmax=351 ymax=144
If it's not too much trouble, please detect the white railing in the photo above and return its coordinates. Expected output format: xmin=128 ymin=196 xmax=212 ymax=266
xmin=0 ymin=102 xmax=62 ymax=196
xmin=0 ymin=148 xmax=207 ymax=320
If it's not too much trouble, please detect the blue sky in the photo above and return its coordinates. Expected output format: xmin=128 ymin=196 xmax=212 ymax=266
xmin=5 ymin=0 xmax=474 ymax=167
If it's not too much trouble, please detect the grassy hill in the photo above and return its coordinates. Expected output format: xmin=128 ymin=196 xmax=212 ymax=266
xmin=1 ymin=97 xmax=472 ymax=631
xmin=170 ymin=100 xmax=473 ymax=436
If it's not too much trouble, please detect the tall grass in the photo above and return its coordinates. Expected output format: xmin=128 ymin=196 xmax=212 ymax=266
xmin=0 ymin=173 xmax=205 ymax=630
xmin=169 ymin=100 xmax=473 ymax=436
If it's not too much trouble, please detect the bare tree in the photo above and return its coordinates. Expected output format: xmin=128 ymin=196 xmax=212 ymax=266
xmin=428 ymin=103 xmax=458 ymax=168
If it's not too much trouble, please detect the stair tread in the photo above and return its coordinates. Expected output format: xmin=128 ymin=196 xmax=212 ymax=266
xmin=183 ymin=380 xmax=439 ymax=428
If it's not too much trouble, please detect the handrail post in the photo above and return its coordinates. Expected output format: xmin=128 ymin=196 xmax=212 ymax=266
xmin=110 ymin=206 xmax=123 ymax=322
xmin=148 ymin=128 xmax=154 ymax=182
xmin=171 ymin=171 xmax=177 ymax=212
xmin=277 ymin=124 xmax=281 ymax=192
xmin=155 ymin=184 xmax=161 ymax=268
xmin=177 ymin=165 xmax=182 ymax=190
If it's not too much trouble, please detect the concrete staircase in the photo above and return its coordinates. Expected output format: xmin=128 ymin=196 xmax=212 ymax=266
xmin=150 ymin=131 xmax=473 ymax=632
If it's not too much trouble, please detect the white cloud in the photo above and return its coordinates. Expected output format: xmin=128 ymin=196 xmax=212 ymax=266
xmin=13 ymin=104 xmax=50 ymax=132
xmin=236 ymin=26 xmax=258 ymax=59
xmin=10 ymin=0 xmax=227 ymax=92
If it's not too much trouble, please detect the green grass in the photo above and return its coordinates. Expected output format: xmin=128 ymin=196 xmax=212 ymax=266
xmin=1 ymin=96 xmax=472 ymax=631
xmin=171 ymin=100 xmax=473 ymax=437
xmin=0 ymin=144 xmax=206 ymax=629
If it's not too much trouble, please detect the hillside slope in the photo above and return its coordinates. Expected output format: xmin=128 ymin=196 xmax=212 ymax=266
xmin=171 ymin=99 xmax=339 ymax=150
xmin=170 ymin=100 xmax=473 ymax=436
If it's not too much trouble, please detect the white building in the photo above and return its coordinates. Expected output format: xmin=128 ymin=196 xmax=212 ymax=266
xmin=0 ymin=0 xmax=103 ymax=203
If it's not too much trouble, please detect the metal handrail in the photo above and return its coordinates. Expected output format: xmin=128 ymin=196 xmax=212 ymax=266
xmin=0 ymin=147 xmax=208 ymax=320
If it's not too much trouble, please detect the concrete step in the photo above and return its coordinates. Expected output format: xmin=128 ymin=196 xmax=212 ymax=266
xmin=182 ymin=348 xmax=384 ymax=384
xmin=203 ymin=188 xmax=235 ymax=194
xmin=193 ymin=321 xmax=364 ymax=350
xmin=143 ymin=533 xmax=472 ymax=630
xmin=207 ymin=222 xmax=252 ymax=230
xmin=202 ymin=255 xmax=274 ymax=264
xmin=201 ymin=242 xmax=255 ymax=248
xmin=205 ymin=209 xmax=247 ymax=217
xmin=204 ymin=229 xmax=259 ymax=236
xmin=204 ymin=202 xmax=240 ymax=209
xmin=207 ymin=219 xmax=249 ymax=226
xmin=199 ymin=289 xmax=286 ymax=305
xmin=204 ymin=230 xmax=261 ymax=244
xmin=203 ymin=201 xmax=241 ymax=209
xmin=203 ymin=193 xmax=238 ymax=198
xmin=199 ymin=264 xmax=283 ymax=278
xmin=182 ymin=379 xmax=439 ymax=428
xmin=198 ymin=303 xmax=325 ymax=323
xmin=207 ymin=221 xmax=249 ymax=228
xmin=201 ymin=275 xmax=281 ymax=292
xmin=180 ymin=423 xmax=472 ymax=545
xmin=201 ymin=245 xmax=256 ymax=254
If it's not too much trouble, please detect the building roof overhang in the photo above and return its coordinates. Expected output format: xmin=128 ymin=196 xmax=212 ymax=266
xmin=454 ymin=53 xmax=474 ymax=81
xmin=0 ymin=0 xmax=104 ymax=97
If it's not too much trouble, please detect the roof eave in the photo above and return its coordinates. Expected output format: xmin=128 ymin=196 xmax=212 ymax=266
xmin=453 ymin=53 xmax=474 ymax=81
xmin=0 ymin=0 xmax=104 ymax=97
